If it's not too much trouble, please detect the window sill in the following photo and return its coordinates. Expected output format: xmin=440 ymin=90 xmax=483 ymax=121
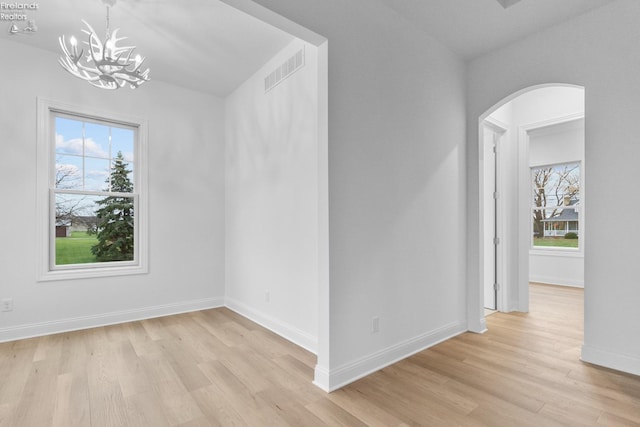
xmin=529 ymin=248 xmax=583 ymax=258
xmin=38 ymin=264 xmax=148 ymax=282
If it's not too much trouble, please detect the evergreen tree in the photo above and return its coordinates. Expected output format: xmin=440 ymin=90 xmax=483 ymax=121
xmin=92 ymin=151 xmax=134 ymax=262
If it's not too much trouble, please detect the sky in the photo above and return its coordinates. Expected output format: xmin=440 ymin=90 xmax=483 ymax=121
xmin=55 ymin=115 xmax=135 ymax=192
xmin=55 ymin=116 xmax=136 ymax=220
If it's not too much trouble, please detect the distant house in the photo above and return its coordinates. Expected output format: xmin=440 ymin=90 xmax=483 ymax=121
xmin=55 ymin=220 xmax=71 ymax=237
xmin=55 ymin=216 xmax=98 ymax=237
xmin=541 ymin=198 xmax=579 ymax=237
xmin=71 ymin=216 xmax=99 ymax=233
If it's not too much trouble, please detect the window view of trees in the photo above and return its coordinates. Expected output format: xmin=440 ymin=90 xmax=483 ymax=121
xmin=531 ymin=162 xmax=580 ymax=248
xmin=53 ymin=115 xmax=136 ymax=266
xmin=92 ymin=152 xmax=135 ymax=262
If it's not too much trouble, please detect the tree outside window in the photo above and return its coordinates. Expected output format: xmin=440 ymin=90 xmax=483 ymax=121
xmin=531 ymin=162 xmax=580 ymax=249
xmin=92 ymin=152 xmax=135 ymax=262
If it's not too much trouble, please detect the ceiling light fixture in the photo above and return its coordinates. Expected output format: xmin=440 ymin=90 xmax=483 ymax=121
xmin=58 ymin=0 xmax=150 ymax=90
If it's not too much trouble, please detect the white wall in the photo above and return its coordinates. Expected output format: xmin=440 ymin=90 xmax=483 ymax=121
xmin=529 ymin=120 xmax=584 ymax=167
xmin=0 ymin=39 xmax=226 ymax=341
xmin=529 ymin=119 xmax=585 ymax=287
xmin=251 ymin=0 xmax=468 ymax=390
xmin=468 ymin=0 xmax=640 ymax=376
xmin=225 ymin=39 xmax=319 ymax=352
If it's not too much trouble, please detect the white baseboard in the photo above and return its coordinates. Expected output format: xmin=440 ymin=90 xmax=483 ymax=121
xmin=224 ymin=297 xmax=318 ymax=354
xmin=529 ymin=275 xmax=584 ymax=288
xmin=468 ymin=316 xmax=487 ymax=334
xmin=321 ymin=321 xmax=466 ymax=392
xmin=313 ymin=364 xmax=331 ymax=392
xmin=581 ymin=344 xmax=640 ymax=377
xmin=0 ymin=297 xmax=225 ymax=343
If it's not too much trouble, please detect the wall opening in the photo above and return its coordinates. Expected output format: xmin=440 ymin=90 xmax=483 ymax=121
xmin=478 ymin=84 xmax=585 ymax=320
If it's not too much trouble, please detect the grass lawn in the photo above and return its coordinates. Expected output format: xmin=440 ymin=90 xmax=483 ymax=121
xmin=533 ymin=237 xmax=579 ymax=248
xmin=56 ymin=231 xmax=98 ymax=265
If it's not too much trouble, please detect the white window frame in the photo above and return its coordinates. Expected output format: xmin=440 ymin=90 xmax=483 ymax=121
xmin=37 ymin=97 xmax=148 ymax=281
xmin=530 ymin=161 xmax=581 ymax=253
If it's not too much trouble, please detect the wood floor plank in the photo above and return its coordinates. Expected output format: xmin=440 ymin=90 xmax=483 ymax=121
xmin=304 ymin=399 xmax=368 ymax=427
xmin=114 ymin=339 xmax=153 ymax=398
xmin=190 ymin=384 xmax=242 ymax=427
xmin=157 ymin=339 xmax=212 ymax=393
xmin=0 ymin=340 xmax=39 ymax=400
xmin=9 ymin=359 xmax=58 ymax=427
xmin=124 ymin=391 xmax=171 ymax=427
xmin=410 ymin=349 xmax=547 ymax=413
xmin=197 ymin=360 xmax=289 ymax=426
xmin=538 ymin=400 xmax=602 ymax=426
xmin=0 ymin=403 xmax=14 ymax=427
xmin=327 ymin=387 xmax=412 ymax=427
xmin=150 ymin=381 xmax=204 ymax=426
xmin=597 ymin=410 xmax=640 ymax=426
xmin=58 ymin=330 xmax=91 ymax=375
xmin=65 ymin=370 xmax=91 ymax=427
xmin=256 ymin=387 xmax=328 ymax=427
xmin=0 ymin=283 xmax=639 ymax=426
xmin=51 ymin=372 xmax=73 ymax=427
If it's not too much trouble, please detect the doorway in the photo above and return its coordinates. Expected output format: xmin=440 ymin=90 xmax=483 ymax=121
xmin=479 ymin=85 xmax=585 ymax=316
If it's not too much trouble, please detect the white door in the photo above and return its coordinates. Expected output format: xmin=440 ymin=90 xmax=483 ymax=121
xmin=483 ymin=124 xmax=499 ymax=310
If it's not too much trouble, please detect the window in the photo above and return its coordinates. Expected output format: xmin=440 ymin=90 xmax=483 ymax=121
xmin=37 ymin=98 xmax=148 ymax=280
xmin=531 ymin=162 xmax=580 ymax=249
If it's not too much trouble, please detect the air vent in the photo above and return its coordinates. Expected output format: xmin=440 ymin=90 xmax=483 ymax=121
xmin=264 ymin=47 xmax=305 ymax=93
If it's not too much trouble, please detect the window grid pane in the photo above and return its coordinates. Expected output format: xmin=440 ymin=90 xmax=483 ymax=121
xmin=53 ymin=113 xmax=137 ymax=268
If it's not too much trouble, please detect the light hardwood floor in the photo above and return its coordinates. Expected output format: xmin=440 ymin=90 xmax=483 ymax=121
xmin=1 ymin=284 xmax=639 ymax=426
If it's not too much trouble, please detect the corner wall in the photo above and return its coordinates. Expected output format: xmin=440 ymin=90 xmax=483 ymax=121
xmin=468 ymin=0 xmax=640 ymax=376
xmin=0 ymin=39 xmax=226 ymax=341
xmin=251 ymin=0 xmax=468 ymax=390
xmin=225 ymin=39 xmax=319 ymax=352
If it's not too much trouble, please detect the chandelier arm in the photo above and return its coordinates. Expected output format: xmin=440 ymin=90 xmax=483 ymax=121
xmin=74 ymin=61 xmax=107 ymax=77
xmin=59 ymin=41 xmax=74 ymax=62
xmin=88 ymin=80 xmax=119 ymax=90
xmin=111 ymin=68 xmax=150 ymax=82
xmin=61 ymin=59 xmax=102 ymax=81
xmin=112 ymin=49 xmax=132 ymax=66
xmin=60 ymin=62 xmax=103 ymax=83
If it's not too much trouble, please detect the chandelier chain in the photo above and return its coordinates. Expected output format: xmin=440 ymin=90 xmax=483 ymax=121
xmin=105 ymin=6 xmax=110 ymax=38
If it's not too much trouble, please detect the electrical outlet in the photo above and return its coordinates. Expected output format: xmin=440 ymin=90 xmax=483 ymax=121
xmin=1 ymin=298 xmax=13 ymax=312
xmin=372 ymin=316 xmax=380 ymax=334
xmin=265 ymin=290 xmax=270 ymax=302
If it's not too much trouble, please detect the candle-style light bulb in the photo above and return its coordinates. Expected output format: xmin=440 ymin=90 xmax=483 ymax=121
xmin=69 ymin=36 xmax=78 ymax=57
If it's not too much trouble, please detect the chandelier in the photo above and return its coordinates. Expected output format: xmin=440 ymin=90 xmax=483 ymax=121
xmin=58 ymin=0 xmax=150 ymax=90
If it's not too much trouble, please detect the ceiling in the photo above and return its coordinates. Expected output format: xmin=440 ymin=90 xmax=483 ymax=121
xmin=1 ymin=0 xmax=618 ymax=95
xmin=0 ymin=0 xmax=295 ymax=97
xmin=381 ymin=0 xmax=618 ymax=60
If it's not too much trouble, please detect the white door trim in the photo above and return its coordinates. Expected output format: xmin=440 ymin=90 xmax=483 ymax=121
xmin=516 ymin=112 xmax=585 ymax=312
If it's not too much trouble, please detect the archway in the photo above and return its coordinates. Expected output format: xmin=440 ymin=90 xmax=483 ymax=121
xmin=476 ymin=84 xmax=585 ymax=328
